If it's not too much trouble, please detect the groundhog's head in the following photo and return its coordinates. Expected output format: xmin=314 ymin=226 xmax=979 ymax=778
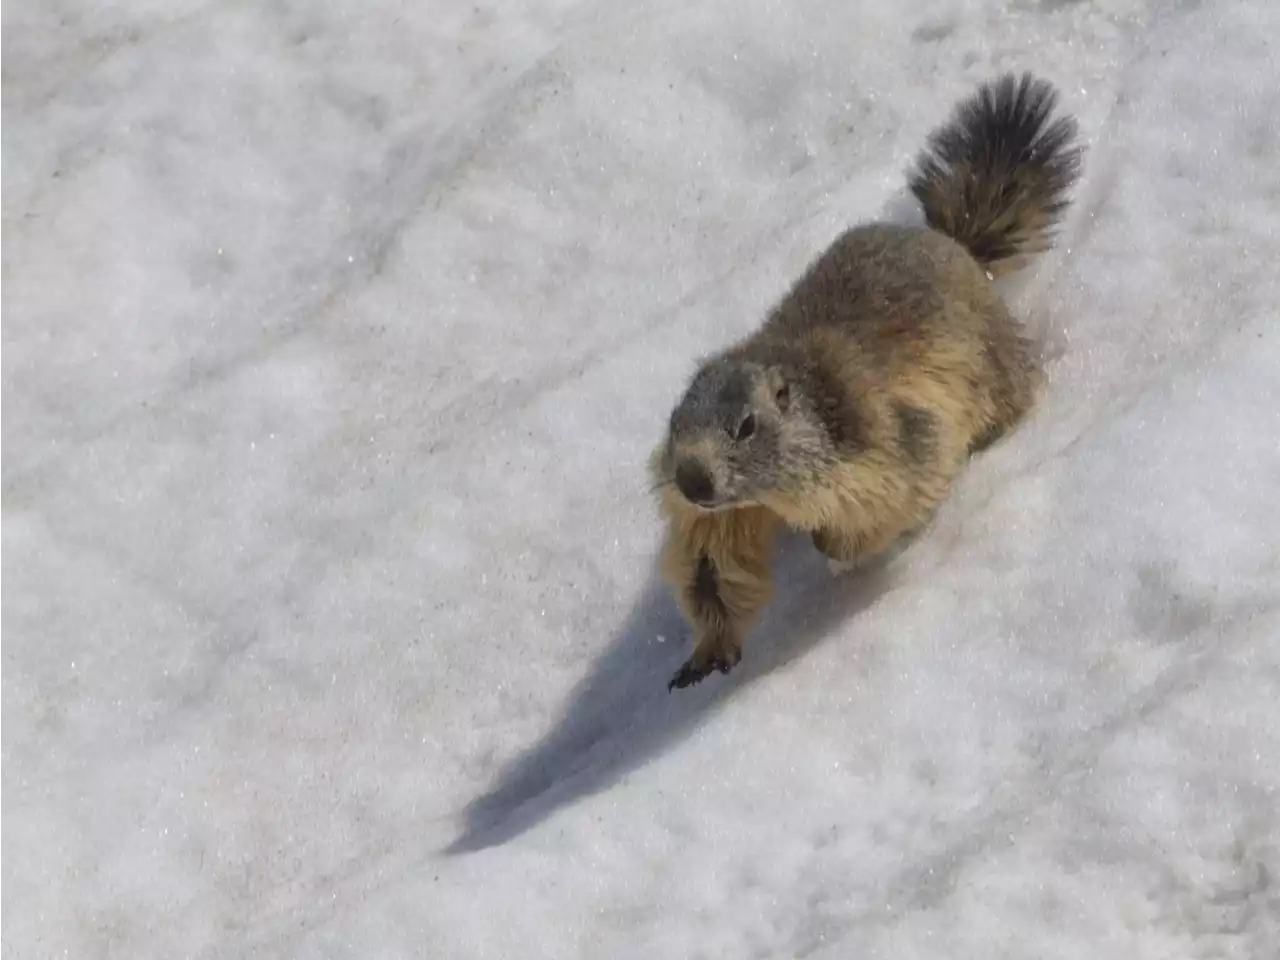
xmin=655 ymin=355 xmax=825 ymax=510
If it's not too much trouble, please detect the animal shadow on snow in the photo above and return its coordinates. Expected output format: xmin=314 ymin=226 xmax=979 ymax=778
xmin=446 ymin=530 xmax=899 ymax=854
xmin=445 ymin=187 xmax=923 ymax=853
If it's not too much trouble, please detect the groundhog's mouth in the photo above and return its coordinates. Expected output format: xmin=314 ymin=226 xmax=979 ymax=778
xmin=684 ymin=496 xmax=749 ymax=514
xmin=676 ymin=492 xmax=722 ymax=511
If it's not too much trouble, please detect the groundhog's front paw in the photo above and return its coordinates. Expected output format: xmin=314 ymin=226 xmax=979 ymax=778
xmin=811 ymin=527 xmax=859 ymax=564
xmin=668 ymin=643 xmax=742 ymax=691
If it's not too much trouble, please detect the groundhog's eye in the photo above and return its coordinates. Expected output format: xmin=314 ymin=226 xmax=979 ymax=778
xmin=736 ymin=413 xmax=756 ymax=441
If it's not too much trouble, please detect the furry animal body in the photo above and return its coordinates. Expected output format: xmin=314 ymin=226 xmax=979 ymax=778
xmin=650 ymin=72 xmax=1084 ymax=690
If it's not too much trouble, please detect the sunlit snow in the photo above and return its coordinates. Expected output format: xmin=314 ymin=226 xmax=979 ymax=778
xmin=4 ymin=1 xmax=1278 ymax=957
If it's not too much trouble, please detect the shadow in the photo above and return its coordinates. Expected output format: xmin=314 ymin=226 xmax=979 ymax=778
xmin=445 ymin=530 xmax=901 ymax=854
xmin=444 ymin=185 xmax=930 ymax=855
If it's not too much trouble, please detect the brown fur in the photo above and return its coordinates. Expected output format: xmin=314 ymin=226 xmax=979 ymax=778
xmin=651 ymin=73 xmax=1083 ymax=690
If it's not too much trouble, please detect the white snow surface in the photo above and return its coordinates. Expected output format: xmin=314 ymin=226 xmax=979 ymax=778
xmin=4 ymin=0 xmax=1279 ymax=957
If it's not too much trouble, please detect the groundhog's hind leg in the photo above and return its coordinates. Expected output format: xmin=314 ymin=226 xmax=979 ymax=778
xmin=967 ymin=421 xmax=1007 ymax=456
xmin=970 ymin=310 xmax=1039 ymax=456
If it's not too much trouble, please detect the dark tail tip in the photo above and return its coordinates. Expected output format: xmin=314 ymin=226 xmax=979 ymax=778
xmin=907 ymin=72 xmax=1085 ymax=272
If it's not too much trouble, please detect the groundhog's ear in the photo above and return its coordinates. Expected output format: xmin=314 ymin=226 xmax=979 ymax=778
xmin=764 ymin=367 xmax=790 ymax=412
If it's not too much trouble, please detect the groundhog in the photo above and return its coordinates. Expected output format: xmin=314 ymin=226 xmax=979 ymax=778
xmin=649 ymin=72 xmax=1084 ymax=690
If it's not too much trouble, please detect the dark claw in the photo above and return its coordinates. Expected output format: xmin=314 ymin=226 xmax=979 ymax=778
xmin=668 ymin=660 xmax=708 ymax=691
xmin=667 ymin=648 xmax=742 ymax=692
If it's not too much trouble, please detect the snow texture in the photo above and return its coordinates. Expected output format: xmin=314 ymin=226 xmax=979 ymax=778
xmin=4 ymin=0 xmax=1279 ymax=957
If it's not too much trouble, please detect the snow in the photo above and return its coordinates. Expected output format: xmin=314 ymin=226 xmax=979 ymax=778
xmin=3 ymin=0 xmax=1278 ymax=956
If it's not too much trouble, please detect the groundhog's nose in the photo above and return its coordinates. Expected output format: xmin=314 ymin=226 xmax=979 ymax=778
xmin=674 ymin=460 xmax=715 ymax=506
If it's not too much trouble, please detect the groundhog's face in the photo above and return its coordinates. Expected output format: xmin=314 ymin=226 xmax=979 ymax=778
xmin=659 ymin=359 xmax=794 ymax=510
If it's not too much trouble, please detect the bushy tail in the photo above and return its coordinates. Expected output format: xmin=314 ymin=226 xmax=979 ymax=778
xmin=908 ymin=72 xmax=1084 ymax=277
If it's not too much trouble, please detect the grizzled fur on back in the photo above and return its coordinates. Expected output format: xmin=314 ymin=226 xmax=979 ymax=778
xmin=650 ymin=72 xmax=1084 ymax=690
